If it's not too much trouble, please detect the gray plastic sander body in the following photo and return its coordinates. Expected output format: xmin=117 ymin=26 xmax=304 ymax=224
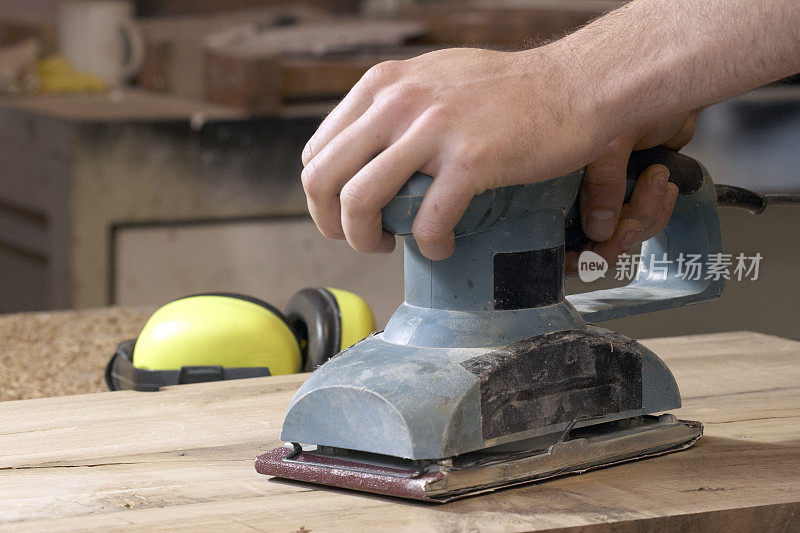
xmin=256 ymin=148 xmax=724 ymax=502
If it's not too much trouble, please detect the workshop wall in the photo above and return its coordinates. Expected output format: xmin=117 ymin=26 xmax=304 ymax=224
xmin=0 ymin=0 xmax=797 ymax=341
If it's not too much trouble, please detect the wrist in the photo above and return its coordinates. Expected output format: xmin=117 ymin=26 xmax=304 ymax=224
xmin=513 ymin=42 xmax=622 ymax=151
xmin=550 ymin=1 xmax=696 ymax=141
xmin=555 ymin=31 xmax=646 ymax=143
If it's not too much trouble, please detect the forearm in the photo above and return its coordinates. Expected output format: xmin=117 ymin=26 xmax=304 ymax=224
xmin=548 ymin=0 xmax=800 ymax=137
xmin=300 ymin=0 xmax=800 ymax=259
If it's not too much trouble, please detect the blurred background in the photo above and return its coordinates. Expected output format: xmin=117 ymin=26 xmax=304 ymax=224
xmin=0 ymin=0 xmax=797 ymax=340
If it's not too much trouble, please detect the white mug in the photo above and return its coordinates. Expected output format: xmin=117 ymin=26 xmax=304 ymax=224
xmin=59 ymin=0 xmax=143 ymax=87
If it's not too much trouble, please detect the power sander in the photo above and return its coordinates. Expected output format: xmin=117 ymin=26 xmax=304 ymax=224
xmin=256 ymin=147 xmax=725 ymax=502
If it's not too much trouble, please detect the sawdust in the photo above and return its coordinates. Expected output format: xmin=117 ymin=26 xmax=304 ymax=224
xmin=0 ymin=306 xmax=153 ymax=401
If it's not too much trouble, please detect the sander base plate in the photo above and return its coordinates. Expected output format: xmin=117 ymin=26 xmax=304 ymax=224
xmin=255 ymin=414 xmax=702 ymax=502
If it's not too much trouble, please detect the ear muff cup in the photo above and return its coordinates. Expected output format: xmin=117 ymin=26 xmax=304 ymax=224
xmin=285 ymin=287 xmax=375 ymax=371
xmin=325 ymin=287 xmax=376 ymax=350
xmin=132 ymin=292 xmax=301 ymax=374
xmin=106 ymin=292 xmax=302 ymax=391
xmin=285 ymin=288 xmax=340 ymax=372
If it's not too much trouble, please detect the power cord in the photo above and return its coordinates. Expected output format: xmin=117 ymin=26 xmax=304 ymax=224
xmin=715 ymin=184 xmax=800 ymax=214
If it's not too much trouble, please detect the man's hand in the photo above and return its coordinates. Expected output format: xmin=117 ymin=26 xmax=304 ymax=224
xmin=565 ymin=110 xmax=701 ymax=276
xmin=302 ymin=46 xmax=614 ymax=260
xmin=302 ymin=44 xmax=694 ymax=261
xmin=301 ymin=0 xmax=800 ymax=262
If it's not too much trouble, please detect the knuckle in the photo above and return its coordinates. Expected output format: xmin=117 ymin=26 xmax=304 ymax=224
xmin=417 ymin=104 xmax=450 ymax=129
xmin=646 ymin=163 xmax=669 ymax=177
xmin=392 ymin=81 xmax=423 ymax=102
xmin=412 ymin=220 xmax=447 ymax=245
xmin=679 ymin=119 xmax=697 ymax=140
xmin=302 ymin=140 xmax=316 ymax=164
xmin=382 ymin=93 xmax=412 ymax=118
xmin=317 ymin=222 xmax=345 ymax=240
xmin=447 ymin=141 xmax=498 ymax=175
xmin=379 ymin=83 xmax=425 ymax=117
xmin=300 ymin=159 xmax=325 ymax=197
xmin=468 ymin=141 xmax=496 ymax=168
xmin=350 ymin=238 xmax=381 ymax=254
xmin=605 ymin=134 xmax=635 ymax=155
xmin=339 ymin=181 xmax=372 ymax=214
xmin=684 ymin=111 xmax=699 ymax=129
xmin=363 ymin=60 xmax=402 ymax=88
xmin=449 ymin=149 xmax=474 ymax=172
xmin=585 ymin=168 xmax=623 ymax=191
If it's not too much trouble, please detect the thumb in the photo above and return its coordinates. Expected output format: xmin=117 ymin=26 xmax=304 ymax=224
xmin=581 ymin=135 xmax=635 ymax=241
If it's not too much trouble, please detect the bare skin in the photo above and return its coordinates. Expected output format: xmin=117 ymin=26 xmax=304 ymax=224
xmin=301 ymin=0 xmax=800 ymax=266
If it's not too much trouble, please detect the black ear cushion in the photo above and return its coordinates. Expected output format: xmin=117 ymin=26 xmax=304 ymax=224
xmin=285 ymin=288 xmax=341 ymax=372
xmin=105 ymin=339 xmax=136 ymax=391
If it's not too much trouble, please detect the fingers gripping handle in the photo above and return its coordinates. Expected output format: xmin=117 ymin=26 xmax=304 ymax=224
xmin=566 ymin=148 xmax=725 ymax=323
xmin=385 ymin=148 xmax=705 ymax=241
xmin=565 ymin=147 xmax=704 ymax=251
xmin=382 ymin=173 xmax=433 ymax=236
xmin=628 ymin=146 xmax=704 ymax=194
xmin=381 ymin=147 xmax=724 ymax=323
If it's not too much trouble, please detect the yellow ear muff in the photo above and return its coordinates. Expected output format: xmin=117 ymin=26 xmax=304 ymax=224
xmin=132 ymin=293 xmax=302 ymax=376
xmin=324 ymin=287 xmax=376 ymax=351
xmin=285 ymin=287 xmax=375 ymax=371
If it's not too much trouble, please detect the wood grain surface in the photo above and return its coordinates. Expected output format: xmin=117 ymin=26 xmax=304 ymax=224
xmin=2 ymin=331 xmax=800 ymax=531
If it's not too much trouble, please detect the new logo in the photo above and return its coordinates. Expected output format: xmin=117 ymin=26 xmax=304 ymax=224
xmin=578 ymin=250 xmax=608 ymax=283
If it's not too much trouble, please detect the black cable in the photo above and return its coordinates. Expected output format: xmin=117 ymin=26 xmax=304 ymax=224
xmin=715 ymin=184 xmax=767 ymax=214
xmin=715 ymin=184 xmax=800 ymax=214
xmin=764 ymin=194 xmax=800 ymax=206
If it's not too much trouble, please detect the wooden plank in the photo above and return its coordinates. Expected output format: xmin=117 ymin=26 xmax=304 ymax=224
xmin=137 ymin=6 xmax=329 ymax=99
xmin=204 ymin=47 xmax=433 ymax=113
xmin=0 ymin=20 xmax=58 ymax=55
xmin=0 ymin=89 xmax=245 ymax=122
xmin=405 ymin=1 xmax=621 ymax=47
xmin=203 ymin=52 xmax=283 ymax=114
xmin=136 ymin=0 xmax=358 ymax=18
xmin=205 ymin=20 xmax=425 ymax=57
xmin=202 ymin=20 xmax=426 ymax=113
xmin=1 ymin=332 xmax=800 ymax=531
xmin=279 ymin=47 xmax=437 ymax=99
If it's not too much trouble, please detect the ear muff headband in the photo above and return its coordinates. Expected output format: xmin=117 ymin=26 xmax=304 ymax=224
xmin=106 ymin=339 xmax=271 ymax=392
xmin=180 ymin=292 xmax=288 ymax=321
xmin=285 ymin=288 xmax=341 ymax=372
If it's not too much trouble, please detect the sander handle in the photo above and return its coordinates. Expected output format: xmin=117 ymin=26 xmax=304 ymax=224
xmin=627 ymin=146 xmax=704 ymax=194
xmin=566 ymin=147 xmax=726 ymax=322
xmin=565 ymin=146 xmax=704 ymax=251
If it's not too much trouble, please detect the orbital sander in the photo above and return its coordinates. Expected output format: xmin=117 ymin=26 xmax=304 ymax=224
xmin=256 ymin=147 xmax=724 ymax=502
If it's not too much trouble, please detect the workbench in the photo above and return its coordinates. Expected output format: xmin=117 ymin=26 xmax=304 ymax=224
xmin=2 ymin=331 xmax=799 ymax=531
